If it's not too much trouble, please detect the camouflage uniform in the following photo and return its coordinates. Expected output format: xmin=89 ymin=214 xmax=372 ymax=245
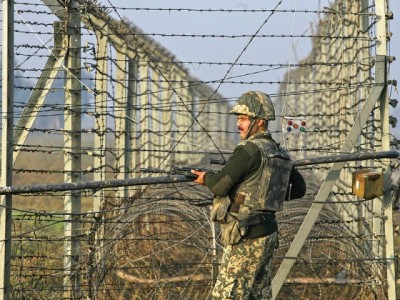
xmin=209 ymin=131 xmax=289 ymax=300
xmin=203 ymin=91 xmax=304 ymax=300
xmin=211 ymin=232 xmax=278 ymax=300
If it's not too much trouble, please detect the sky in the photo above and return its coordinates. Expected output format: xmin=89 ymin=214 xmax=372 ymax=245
xmin=99 ymin=0 xmax=338 ymax=98
xmin=4 ymin=0 xmax=399 ymax=138
xmin=96 ymin=0 xmax=399 ymax=137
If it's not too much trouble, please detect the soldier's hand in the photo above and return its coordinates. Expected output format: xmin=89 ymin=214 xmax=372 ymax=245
xmin=191 ymin=170 xmax=206 ymax=185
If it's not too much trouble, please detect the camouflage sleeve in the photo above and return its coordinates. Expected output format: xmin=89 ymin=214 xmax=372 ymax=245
xmin=204 ymin=142 xmax=261 ymax=196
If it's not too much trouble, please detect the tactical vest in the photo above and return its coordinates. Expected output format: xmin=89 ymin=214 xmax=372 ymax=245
xmin=229 ymin=136 xmax=292 ymax=216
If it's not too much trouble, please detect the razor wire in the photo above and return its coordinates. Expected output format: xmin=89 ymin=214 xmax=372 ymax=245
xmin=1 ymin=0 xmax=399 ymax=299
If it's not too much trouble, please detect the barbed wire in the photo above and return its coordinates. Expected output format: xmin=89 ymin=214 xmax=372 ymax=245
xmin=3 ymin=0 xmax=396 ymax=299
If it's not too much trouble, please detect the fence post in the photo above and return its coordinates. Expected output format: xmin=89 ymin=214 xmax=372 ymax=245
xmin=63 ymin=1 xmax=82 ymax=298
xmin=0 ymin=0 xmax=14 ymax=298
xmin=375 ymin=0 xmax=396 ymax=299
xmin=139 ymin=59 xmax=150 ymax=168
xmin=271 ymin=55 xmax=387 ymax=299
xmin=161 ymin=64 xmax=173 ymax=169
xmin=93 ymin=28 xmax=108 ymax=215
xmin=92 ymin=27 xmax=109 ymax=292
xmin=127 ymin=59 xmax=138 ymax=185
xmin=114 ymin=44 xmax=129 ymax=206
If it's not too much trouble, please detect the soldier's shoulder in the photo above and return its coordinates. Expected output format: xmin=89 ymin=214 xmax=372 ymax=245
xmin=238 ymin=140 xmax=261 ymax=157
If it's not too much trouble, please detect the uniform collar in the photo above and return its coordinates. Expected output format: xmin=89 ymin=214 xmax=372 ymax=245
xmin=247 ymin=130 xmax=272 ymax=141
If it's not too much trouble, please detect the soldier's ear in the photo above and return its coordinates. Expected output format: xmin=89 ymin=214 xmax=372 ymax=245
xmin=257 ymin=119 xmax=266 ymax=128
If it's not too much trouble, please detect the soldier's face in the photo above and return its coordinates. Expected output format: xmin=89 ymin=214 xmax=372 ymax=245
xmin=237 ymin=115 xmax=254 ymax=139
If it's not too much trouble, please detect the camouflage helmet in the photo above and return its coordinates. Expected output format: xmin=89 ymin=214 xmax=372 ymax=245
xmin=230 ymin=91 xmax=275 ymax=121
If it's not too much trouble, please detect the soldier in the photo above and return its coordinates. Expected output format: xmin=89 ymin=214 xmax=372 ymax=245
xmin=192 ymin=91 xmax=306 ymax=299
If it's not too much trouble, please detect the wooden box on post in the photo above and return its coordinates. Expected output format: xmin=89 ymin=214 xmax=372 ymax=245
xmin=352 ymin=169 xmax=383 ymax=200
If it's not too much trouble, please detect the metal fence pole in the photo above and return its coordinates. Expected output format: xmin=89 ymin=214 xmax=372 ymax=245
xmin=271 ymin=55 xmax=387 ymax=299
xmin=376 ymin=0 xmax=396 ymax=298
xmin=63 ymin=1 xmax=82 ymax=298
xmin=114 ymin=44 xmax=129 ymax=206
xmin=0 ymin=0 xmax=14 ymax=298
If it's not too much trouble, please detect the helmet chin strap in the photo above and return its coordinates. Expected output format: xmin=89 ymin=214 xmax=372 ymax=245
xmin=244 ymin=117 xmax=257 ymax=139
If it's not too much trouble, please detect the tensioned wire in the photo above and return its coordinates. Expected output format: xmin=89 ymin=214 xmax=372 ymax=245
xmin=13 ymin=2 xmax=285 ymax=292
xmin=14 ymin=6 xmax=227 ymax=156
xmin=104 ymin=0 xmax=284 ymax=165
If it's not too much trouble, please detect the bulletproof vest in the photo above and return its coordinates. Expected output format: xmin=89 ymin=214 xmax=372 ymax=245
xmin=229 ymin=136 xmax=292 ymax=215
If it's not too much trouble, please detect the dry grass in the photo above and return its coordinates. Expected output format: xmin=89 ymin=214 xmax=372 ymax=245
xmin=12 ymin=135 xmax=96 ymax=212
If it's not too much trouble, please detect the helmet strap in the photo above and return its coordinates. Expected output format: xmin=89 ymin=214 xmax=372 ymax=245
xmin=244 ymin=117 xmax=257 ymax=139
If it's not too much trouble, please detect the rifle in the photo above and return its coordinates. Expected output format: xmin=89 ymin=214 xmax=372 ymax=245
xmin=0 ymin=150 xmax=398 ymax=195
xmin=139 ymin=167 xmax=211 ymax=180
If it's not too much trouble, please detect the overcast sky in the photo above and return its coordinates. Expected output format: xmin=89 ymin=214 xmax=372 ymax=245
xmin=99 ymin=0 xmax=400 ymax=97
xmin=9 ymin=1 xmax=399 ymax=107
xmin=99 ymin=0 xmax=341 ymax=99
xmin=98 ymin=0 xmax=399 ymax=137
xmin=5 ymin=0 xmax=399 ymax=138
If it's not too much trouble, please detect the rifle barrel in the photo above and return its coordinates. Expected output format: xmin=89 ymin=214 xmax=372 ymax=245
xmin=0 ymin=174 xmax=192 ymax=195
xmin=0 ymin=151 xmax=397 ymax=195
